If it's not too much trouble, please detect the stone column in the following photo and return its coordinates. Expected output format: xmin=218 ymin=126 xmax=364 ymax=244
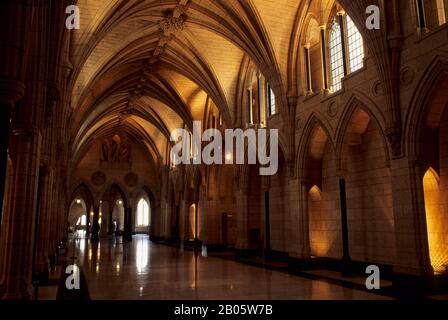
xmin=105 ymin=201 xmax=114 ymax=235
xmin=299 ymin=179 xmax=311 ymax=259
xmin=235 ymin=189 xmax=249 ymax=250
xmin=124 ymin=207 xmax=133 ymax=242
xmin=0 ymin=104 xmax=12 ymax=226
xmin=0 ymin=126 xmax=42 ymax=299
xmin=47 ymin=180 xmax=60 ymax=266
xmin=287 ymin=177 xmax=311 ymax=260
xmin=390 ymin=157 xmax=433 ymax=276
xmin=179 ymin=200 xmax=188 ymax=241
xmin=0 ymin=0 xmax=28 ymax=224
xmin=91 ymin=206 xmax=100 ymax=242
xmin=198 ymin=186 xmax=207 ymax=243
xmin=338 ymin=178 xmax=352 ymax=274
xmin=100 ymin=201 xmax=110 ymax=238
xmin=35 ymin=165 xmax=54 ymax=282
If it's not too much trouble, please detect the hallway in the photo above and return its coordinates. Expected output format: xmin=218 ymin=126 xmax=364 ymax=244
xmin=53 ymin=236 xmax=390 ymax=300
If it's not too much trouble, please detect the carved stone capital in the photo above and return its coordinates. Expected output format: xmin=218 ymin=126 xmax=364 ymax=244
xmin=386 ymin=127 xmax=402 ymax=158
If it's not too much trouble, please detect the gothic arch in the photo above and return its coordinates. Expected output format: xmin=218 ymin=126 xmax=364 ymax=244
xmin=404 ymin=57 xmax=448 ymax=158
xmin=335 ymin=94 xmax=390 ymax=170
xmin=296 ymin=112 xmax=335 ymax=179
xmin=70 ymin=183 xmax=95 ymax=214
xmin=286 ymin=0 xmax=313 ymax=95
xmin=141 ymin=185 xmax=157 ymax=209
xmin=104 ymin=183 xmax=129 ymax=209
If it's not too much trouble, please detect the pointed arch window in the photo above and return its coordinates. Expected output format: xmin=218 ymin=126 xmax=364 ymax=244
xmin=267 ymin=84 xmax=276 ymax=116
xmin=327 ymin=13 xmax=365 ymax=93
xmin=416 ymin=0 xmax=448 ymax=30
xmin=329 ymin=18 xmax=344 ymax=92
xmin=346 ymin=15 xmax=365 ymax=73
xmin=137 ymin=198 xmax=150 ymax=227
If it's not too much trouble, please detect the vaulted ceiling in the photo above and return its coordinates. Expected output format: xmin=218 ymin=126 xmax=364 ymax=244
xmin=67 ymin=0 xmax=328 ymax=168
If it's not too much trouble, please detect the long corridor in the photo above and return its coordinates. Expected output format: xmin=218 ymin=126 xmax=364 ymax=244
xmin=55 ymin=235 xmax=391 ymax=300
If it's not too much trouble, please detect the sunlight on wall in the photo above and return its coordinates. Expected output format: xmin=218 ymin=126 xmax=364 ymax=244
xmin=309 ymin=185 xmax=332 ymax=257
xmin=423 ymin=168 xmax=448 ymax=273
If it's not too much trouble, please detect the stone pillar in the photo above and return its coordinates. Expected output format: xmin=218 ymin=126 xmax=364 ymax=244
xmin=390 ymin=157 xmax=433 ymax=276
xmin=47 ymin=180 xmax=60 ymax=266
xmin=100 ymin=201 xmax=110 ymax=238
xmin=0 ymin=126 xmax=42 ymax=299
xmin=0 ymin=104 xmax=12 ymax=226
xmin=35 ymin=165 xmax=54 ymax=282
xmin=287 ymin=178 xmax=311 ymax=260
xmin=179 ymin=200 xmax=188 ymax=241
xmin=299 ymin=179 xmax=311 ymax=259
xmin=338 ymin=178 xmax=352 ymax=274
xmin=235 ymin=189 xmax=249 ymax=250
xmin=150 ymin=203 xmax=158 ymax=238
xmin=105 ymin=201 xmax=114 ymax=235
xmin=91 ymin=206 xmax=100 ymax=242
xmin=161 ymin=201 xmax=168 ymax=239
xmin=0 ymin=0 xmax=28 ymax=225
xmin=124 ymin=207 xmax=133 ymax=242
xmin=198 ymin=186 xmax=207 ymax=243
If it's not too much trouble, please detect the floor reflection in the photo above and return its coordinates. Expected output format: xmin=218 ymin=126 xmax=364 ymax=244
xmin=136 ymin=237 xmax=149 ymax=273
xmin=68 ymin=235 xmax=391 ymax=300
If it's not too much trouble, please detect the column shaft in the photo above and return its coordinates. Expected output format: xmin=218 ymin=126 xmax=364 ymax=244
xmin=339 ymin=178 xmax=351 ymax=273
xmin=0 ymin=105 xmax=11 ymax=227
xmin=0 ymin=128 xmax=41 ymax=299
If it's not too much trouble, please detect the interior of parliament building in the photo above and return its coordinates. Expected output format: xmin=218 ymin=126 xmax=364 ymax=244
xmin=1 ymin=0 xmax=448 ymax=301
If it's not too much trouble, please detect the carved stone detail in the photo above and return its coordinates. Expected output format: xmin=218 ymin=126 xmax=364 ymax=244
xmin=386 ymin=127 xmax=402 ymax=158
xmin=400 ymin=67 xmax=416 ymax=86
xmin=371 ymin=80 xmax=384 ymax=96
xmin=327 ymin=101 xmax=339 ymax=118
xmin=91 ymin=171 xmax=107 ymax=186
xmin=159 ymin=16 xmax=185 ymax=36
xmin=124 ymin=172 xmax=139 ymax=188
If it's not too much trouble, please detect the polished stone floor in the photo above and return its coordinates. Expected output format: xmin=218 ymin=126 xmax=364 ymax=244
xmin=41 ymin=235 xmax=391 ymax=300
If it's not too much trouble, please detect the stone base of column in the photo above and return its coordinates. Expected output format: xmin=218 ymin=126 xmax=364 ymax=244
xmin=0 ymin=281 xmax=32 ymax=300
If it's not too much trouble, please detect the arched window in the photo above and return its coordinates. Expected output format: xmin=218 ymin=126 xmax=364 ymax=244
xmin=246 ymin=71 xmax=274 ymax=125
xmin=267 ymin=84 xmax=276 ymax=116
xmin=436 ymin=0 xmax=447 ymax=25
xmin=328 ymin=13 xmax=365 ymax=93
xmin=76 ymin=214 xmax=87 ymax=226
xmin=416 ymin=0 xmax=448 ymax=30
xmin=346 ymin=15 xmax=365 ymax=73
xmin=137 ymin=198 xmax=150 ymax=227
xmin=329 ymin=18 xmax=344 ymax=92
